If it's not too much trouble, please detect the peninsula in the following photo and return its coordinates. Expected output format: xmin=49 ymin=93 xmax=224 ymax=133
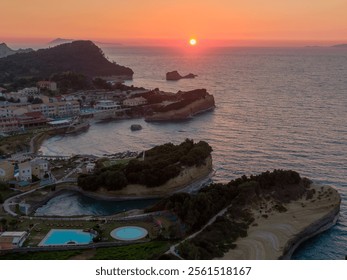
xmin=0 ymin=40 xmax=133 ymax=82
xmin=151 ymin=170 xmax=341 ymax=260
xmin=77 ymin=139 xmax=213 ymax=197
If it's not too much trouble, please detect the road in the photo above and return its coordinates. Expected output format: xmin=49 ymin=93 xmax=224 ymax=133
xmin=2 ymin=163 xmax=83 ymax=217
xmin=167 ymin=204 xmax=230 ymax=259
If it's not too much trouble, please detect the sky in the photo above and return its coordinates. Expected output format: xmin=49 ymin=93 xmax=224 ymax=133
xmin=1 ymin=0 xmax=347 ymax=47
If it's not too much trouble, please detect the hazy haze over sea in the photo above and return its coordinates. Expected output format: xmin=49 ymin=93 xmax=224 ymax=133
xmin=39 ymin=46 xmax=347 ymax=259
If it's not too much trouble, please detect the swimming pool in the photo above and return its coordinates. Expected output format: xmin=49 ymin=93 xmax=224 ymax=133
xmin=110 ymin=226 xmax=148 ymax=241
xmin=39 ymin=229 xmax=95 ymax=246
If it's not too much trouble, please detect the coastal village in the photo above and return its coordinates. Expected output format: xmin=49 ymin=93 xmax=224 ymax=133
xmin=0 ymin=41 xmax=341 ymax=261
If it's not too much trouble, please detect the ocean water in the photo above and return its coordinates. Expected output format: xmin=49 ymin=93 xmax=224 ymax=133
xmin=39 ymin=46 xmax=347 ymax=259
xmin=35 ymin=191 xmax=158 ymax=216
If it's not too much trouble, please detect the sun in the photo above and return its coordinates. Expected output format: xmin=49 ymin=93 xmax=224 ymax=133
xmin=189 ymin=38 xmax=197 ymax=46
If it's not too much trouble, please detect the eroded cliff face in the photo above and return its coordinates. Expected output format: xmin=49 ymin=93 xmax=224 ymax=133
xmin=218 ymin=184 xmax=341 ymax=260
xmin=145 ymin=95 xmax=215 ymax=121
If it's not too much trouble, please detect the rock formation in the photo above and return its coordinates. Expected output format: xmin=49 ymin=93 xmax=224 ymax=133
xmin=166 ymin=70 xmax=197 ymax=81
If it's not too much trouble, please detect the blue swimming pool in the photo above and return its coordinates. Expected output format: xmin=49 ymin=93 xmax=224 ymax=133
xmin=110 ymin=226 xmax=148 ymax=241
xmin=39 ymin=229 xmax=94 ymax=246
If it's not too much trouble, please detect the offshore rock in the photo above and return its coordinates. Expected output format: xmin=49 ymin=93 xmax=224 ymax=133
xmin=166 ymin=70 xmax=197 ymax=81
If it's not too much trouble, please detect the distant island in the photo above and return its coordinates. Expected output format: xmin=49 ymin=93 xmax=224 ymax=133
xmin=47 ymin=38 xmax=75 ymax=46
xmin=331 ymin=44 xmax=347 ymax=48
xmin=166 ymin=70 xmax=197 ymax=81
xmin=0 ymin=40 xmax=133 ymax=83
xmin=0 ymin=43 xmax=33 ymax=58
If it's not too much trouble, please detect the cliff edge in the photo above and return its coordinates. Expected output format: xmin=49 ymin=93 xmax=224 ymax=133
xmin=218 ymin=184 xmax=341 ymax=260
xmin=145 ymin=89 xmax=215 ymax=121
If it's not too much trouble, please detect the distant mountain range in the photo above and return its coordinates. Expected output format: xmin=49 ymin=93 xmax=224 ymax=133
xmin=48 ymin=38 xmax=122 ymax=47
xmin=0 ymin=40 xmax=133 ymax=83
xmin=0 ymin=43 xmax=33 ymax=58
xmin=48 ymin=38 xmax=75 ymax=46
xmin=331 ymin=44 xmax=347 ymax=48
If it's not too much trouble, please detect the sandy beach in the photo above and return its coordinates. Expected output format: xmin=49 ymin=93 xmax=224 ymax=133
xmin=218 ymin=184 xmax=341 ymax=260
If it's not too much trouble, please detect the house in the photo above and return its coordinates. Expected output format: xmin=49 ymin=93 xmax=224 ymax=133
xmin=31 ymin=158 xmax=49 ymax=179
xmin=55 ymin=101 xmax=80 ymax=116
xmin=17 ymin=112 xmax=47 ymax=128
xmin=86 ymin=162 xmax=96 ymax=173
xmin=0 ymin=232 xmax=28 ymax=250
xmin=0 ymin=160 xmax=15 ymax=181
xmin=28 ymin=103 xmax=56 ymax=117
xmin=0 ymin=117 xmax=19 ymax=132
xmin=18 ymin=161 xmax=32 ymax=181
xmin=18 ymin=87 xmax=39 ymax=96
xmin=37 ymin=81 xmax=57 ymax=92
xmin=123 ymin=97 xmax=147 ymax=107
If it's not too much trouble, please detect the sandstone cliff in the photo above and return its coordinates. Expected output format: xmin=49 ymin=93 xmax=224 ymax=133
xmin=145 ymin=94 xmax=215 ymax=121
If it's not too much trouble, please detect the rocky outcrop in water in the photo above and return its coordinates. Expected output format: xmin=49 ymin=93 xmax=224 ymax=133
xmin=166 ymin=70 xmax=197 ymax=81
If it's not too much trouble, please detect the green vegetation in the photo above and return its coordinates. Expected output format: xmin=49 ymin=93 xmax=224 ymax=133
xmin=0 ymin=131 xmax=34 ymax=155
xmin=0 ymin=182 xmax=18 ymax=201
xmin=178 ymin=210 xmax=254 ymax=259
xmin=0 ymin=40 xmax=133 ymax=84
xmin=148 ymin=170 xmax=312 ymax=259
xmin=78 ymin=139 xmax=212 ymax=191
xmin=92 ymin=241 xmax=170 ymax=260
xmin=0 ymin=242 xmax=170 ymax=260
xmin=0 ymin=250 xmax=82 ymax=260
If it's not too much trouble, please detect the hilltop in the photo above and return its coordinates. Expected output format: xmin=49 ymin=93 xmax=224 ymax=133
xmin=0 ymin=43 xmax=33 ymax=58
xmin=0 ymin=40 xmax=133 ymax=83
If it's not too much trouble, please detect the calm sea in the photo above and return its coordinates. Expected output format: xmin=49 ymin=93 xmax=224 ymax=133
xmin=39 ymin=46 xmax=347 ymax=259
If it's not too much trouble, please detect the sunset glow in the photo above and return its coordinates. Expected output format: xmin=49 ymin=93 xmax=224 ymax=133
xmin=1 ymin=0 xmax=347 ymax=47
xmin=189 ymin=39 xmax=197 ymax=46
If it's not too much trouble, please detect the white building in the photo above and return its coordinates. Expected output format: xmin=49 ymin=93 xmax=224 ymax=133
xmin=0 ymin=232 xmax=28 ymax=250
xmin=123 ymin=97 xmax=147 ymax=107
xmin=37 ymin=81 xmax=57 ymax=92
xmin=18 ymin=87 xmax=39 ymax=96
xmin=86 ymin=162 xmax=96 ymax=173
xmin=94 ymin=100 xmax=121 ymax=110
xmin=31 ymin=158 xmax=49 ymax=179
xmin=18 ymin=161 xmax=32 ymax=181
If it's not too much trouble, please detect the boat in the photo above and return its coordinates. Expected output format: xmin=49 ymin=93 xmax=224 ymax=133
xmin=65 ymin=117 xmax=90 ymax=134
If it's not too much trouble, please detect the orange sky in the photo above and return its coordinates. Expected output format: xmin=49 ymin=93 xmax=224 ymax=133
xmin=1 ymin=0 xmax=347 ymax=46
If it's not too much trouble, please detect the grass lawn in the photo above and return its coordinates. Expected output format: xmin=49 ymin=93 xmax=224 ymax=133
xmin=0 ymin=250 xmax=82 ymax=260
xmin=92 ymin=241 xmax=170 ymax=260
xmin=0 ymin=241 xmax=170 ymax=260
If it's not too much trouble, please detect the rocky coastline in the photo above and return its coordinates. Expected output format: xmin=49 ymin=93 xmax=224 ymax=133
xmin=26 ymin=156 xmax=213 ymax=215
xmin=145 ymin=94 xmax=215 ymax=121
xmin=218 ymin=184 xmax=341 ymax=260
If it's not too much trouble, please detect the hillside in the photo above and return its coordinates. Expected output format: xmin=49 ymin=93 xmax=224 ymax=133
xmin=0 ymin=43 xmax=33 ymax=58
xmin=78 ymin=139 xmax=212 ymax=192
xmin=0 ymin=40 xmax=133 ymax=82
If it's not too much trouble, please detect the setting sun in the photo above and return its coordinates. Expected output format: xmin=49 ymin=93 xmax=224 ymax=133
xmin=189 ymin=38 xmax=197 ymax=46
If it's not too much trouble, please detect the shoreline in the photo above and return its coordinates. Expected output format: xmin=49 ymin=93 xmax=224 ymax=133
xmin=217 ymin=184 xmax=341 ymax=260
xmin=27 ymin=166 xmax=214 ymax=216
